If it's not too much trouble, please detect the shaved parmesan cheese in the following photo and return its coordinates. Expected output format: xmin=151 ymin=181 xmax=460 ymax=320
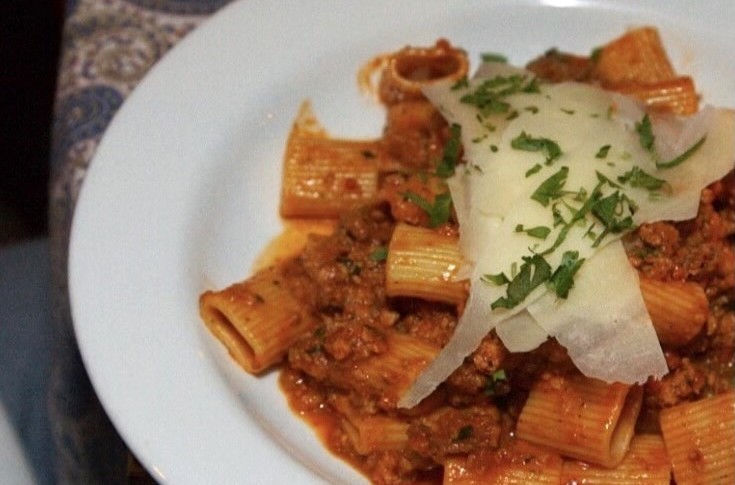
xmin=528 ymin=241 xmax=668 ymax=383
xmin=398 ymin=64 xmax=735 ymax=408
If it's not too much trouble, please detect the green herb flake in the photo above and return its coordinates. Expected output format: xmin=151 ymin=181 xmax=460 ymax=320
xmin=525 ymin=163 xmax=542 ymax=177
xmin=403 ymin=191 xmax=453 ymax=228
xmin=590 ymin=191 xmax=635 ymax=246
xmin=636 ymin=114 xmax=655 ymax=151
xmin=656 ymin=136 xmax=706 ymax=169
xmin=436 ymin=123 xmax=462 ymax=178
xmin=481 ymin=272 xmax=510 ymax=286
xmin=451 ymin=77 xmax=470 ymax=90
xmin=515 ymin=224 xmax=551 ymax=239
xmin=491 ymin=255 xmax=552 ymax=310
xmin=617 ymin=166 xmax=668 ymax=191
xmin=481 ymin=52 xmax=508 ymax=63
xmin=506 ymin=110 xmax=520 ymax=121
xmin=595 ymin=144 xmax=611 ymax=159
xmin=561 ymin=108 xmax=575 ymax=115
xmin=460 ymin=74 xmax=540 ymax=116
xmin=548 ymin=251 xmax=585 ymax=299
xmin=525 ymin=106 xmax=539 ymax=114
xmin=368 ymin=246 xmax=388 ymax=262
xmin=522 ymin=77 xmax=541 ymax=94
xmin=590 ymin=46 xmax=603 ymax=63
xmin=531 ymin=166 xmax=569 ymax=207
xmin=484 ymin=369 xmax=508 ymax=396
xmin=511 ymin=131 xmax=562 ymax=164
xmin=490 ymin=144 xmax=499 ymax=153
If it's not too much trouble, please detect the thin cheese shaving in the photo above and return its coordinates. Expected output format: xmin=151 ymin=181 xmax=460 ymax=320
xmin=398 ymin=64 xmax=735 ymax=408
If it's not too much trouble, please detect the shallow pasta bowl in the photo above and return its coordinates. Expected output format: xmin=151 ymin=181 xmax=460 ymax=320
xmin=68 ymin=0 xmax=735 ymax=483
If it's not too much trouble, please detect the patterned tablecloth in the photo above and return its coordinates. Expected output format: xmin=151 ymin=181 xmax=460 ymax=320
xmin=49 ymin=1 xmax=232 ymax=482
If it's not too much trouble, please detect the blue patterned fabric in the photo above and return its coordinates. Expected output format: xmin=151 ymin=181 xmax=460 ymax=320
xmin=49 ymin=0 xmax=232 ymax=482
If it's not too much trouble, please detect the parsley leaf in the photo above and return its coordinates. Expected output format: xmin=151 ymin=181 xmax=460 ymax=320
xmin=590 ymin=191 xmax=636 ymax=246
xmin=595 ymin=144 xmax=611 ymax=159
xmin=484 ymin=369 xmax=507 ymax=396
xmin=403 ymin=191 xmax=453 ymax=228
xmin=515 ymin=224 xmax=551 ymax=239
xmin=636 ymin=114 xmax=655 ymax=151
xmin=617 ymin=166 xmax=668 ymax=191
xmin=491 ymin=255 xmax=552 ymax=310
xmin=451 ymin=77 xmax=469 ymax=90
xmin=548 ymin=251 xmax=585 ymax=298
xmin=436 ymin=123 xmax=462 ymax=177
xmin=481 ymin=273 xmax=510 ymax=285
xmin=460 ymin=74 xmax=539 ymax=116
xmin=656 ymin=136 xmax=706 ymax=169
xmin=525 ymin=163 xmax=542 ymax=177
xmin=531 ymin=166 xmax=569 ymax=207
xmin=368 ymin=246 xmax=388 ymax=262
xmin=511 ymin=131 xmax=562 ymax=164
xmin=481 ymin=52 xmax=508 ymax=63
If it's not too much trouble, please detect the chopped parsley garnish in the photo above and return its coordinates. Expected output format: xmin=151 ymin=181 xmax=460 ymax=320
xmin=656 ymin=136 xmax=706 ymax=169
xmin=368 ymin=246 xmax=388 ymax=262
xmin=436 ymin=123 xmax=462 ymax=177
xmin=403 ymin=191 xmax=453 ymax=227
xmin=460 ymin=74 xmax=540 ymax=116
xmin=511 ymin=131 xmax=562 ymax=164
xmin=595 ymin=144 xmax=611 ymax=159
xmin=636 ymin=114 xmax=655 ymax=151
xmin=514 ymin=224 xmax=551 ymax=239
xmin=525 ymin=163 xmax=542 ymax=177
xmin=490 ymin=254 xmax=552 ymax=310
xmin=548 ymin=251 xmax=585 ymax=298
xmin=590 ymin=46 xmax=603 ymax=63
xmin=451 ymin=77 xmax=469 ymax=90
xmin=617 ymin=166 xmax=668 ymax=191
xmin=484 ymin=369 xmax=508 ymax=396
xmin=481 ymin=272 xmax=509 ymax=285
xmin=481 ymin=52 xmax=508 ymax=63
xmin=531 ymin=166 xmax=569 ymax=207
xmin=590 ymin=191 xmax=636 ymax=246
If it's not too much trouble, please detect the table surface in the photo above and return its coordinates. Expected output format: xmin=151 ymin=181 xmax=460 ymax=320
xmin=49 ymin=0 xmax=232 ymax=482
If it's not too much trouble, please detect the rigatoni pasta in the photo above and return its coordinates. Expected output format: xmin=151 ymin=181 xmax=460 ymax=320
xmin=386 ymin=223 xmax=467 ymax=306
xmin=560 ymin=434 xmax=671 ymax=484
xmin=199 ymin=29 xmax=735 ymax=484
xmin=659 ymin=391 xmax=735 ymax=485
xmin=516 ymin=373 xmax=642 ymax=467
xmin=199 ymin=261 xmax=317 ymax=373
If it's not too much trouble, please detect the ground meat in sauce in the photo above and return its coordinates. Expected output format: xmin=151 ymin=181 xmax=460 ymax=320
xmin=278 ymin=169 xmax=734 ymax=484
xmin=272 ymin=48 xmax=735 ymax=485
xmin=407 ymin=406 xmax=502 ymax=463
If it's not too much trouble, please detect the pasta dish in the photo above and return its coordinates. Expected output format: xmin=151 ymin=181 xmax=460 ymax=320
xmin=199 ymin=28 xmax=734 ymax=484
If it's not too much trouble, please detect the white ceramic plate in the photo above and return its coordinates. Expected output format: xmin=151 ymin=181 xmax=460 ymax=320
xmin=69 ymin=0 xmax=735 ymax=483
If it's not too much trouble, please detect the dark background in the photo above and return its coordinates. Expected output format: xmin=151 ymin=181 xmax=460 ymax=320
xmin=0 ymin=1 xmax=65 ymax=245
